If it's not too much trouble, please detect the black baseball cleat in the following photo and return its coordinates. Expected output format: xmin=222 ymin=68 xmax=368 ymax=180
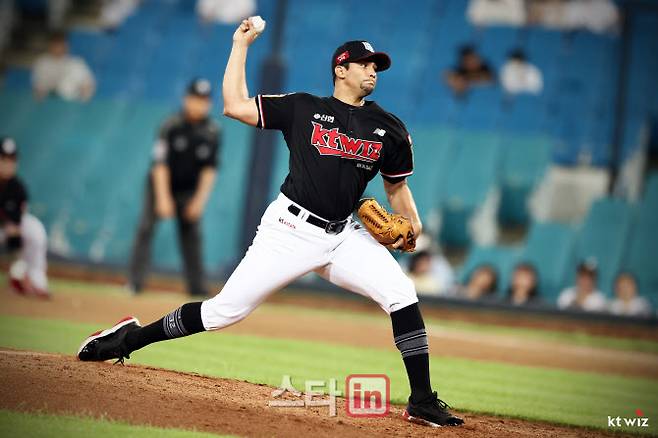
xmin=77 ymin=316 xmax=141 ymax=363
xmin=403 ymin=392 xmax=464 ymax=427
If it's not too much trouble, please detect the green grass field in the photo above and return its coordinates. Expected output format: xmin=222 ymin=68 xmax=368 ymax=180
xmin=0 ymin=313 xmax=657 ymax=436
xmin=42 ymin=275 xmax=658 ymax=354
xmin=0 ymin=410 xmax=232 ymax=438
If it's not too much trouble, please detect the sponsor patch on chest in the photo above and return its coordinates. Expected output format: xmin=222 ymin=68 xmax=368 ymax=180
xmin=310 ymin=121 xmax=382 ymax=163
xmin=313 ymin=113 xmax=334 ymax=123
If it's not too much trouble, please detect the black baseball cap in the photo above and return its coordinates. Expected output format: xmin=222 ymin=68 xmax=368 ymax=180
xmin=186 ymin=78 xmax=212 ymax=98
xmin=332 ymin=40 xmax=391 ymax=75
xmin=0 ymin=137 xmax=17 ymax=159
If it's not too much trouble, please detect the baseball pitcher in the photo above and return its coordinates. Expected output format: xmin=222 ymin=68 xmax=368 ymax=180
xmin=77 ymin=17 xmax=463 ymax=428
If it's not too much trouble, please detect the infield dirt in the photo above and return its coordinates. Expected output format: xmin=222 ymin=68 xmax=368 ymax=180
xmin=0 ymin=350 xmax=636 ymax=438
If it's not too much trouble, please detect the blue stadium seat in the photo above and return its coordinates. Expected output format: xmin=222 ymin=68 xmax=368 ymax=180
xmin=622 ymin=173 xmax=658 ymax=301
xmin=623 ymin=223 xmax=658 ymax=303
xmin=406 ymin=127 xmax=457 ymax=223
xmin=440 ymin=131 xmax=500 ymax=247
xmin=643 ymin=171 xmax=658 ymax=203
xmin=498 ymin=95 xmax=547 ymax=134
xmin=498 ymin=135 xmax=551 ymax=225
xmin=575 ymin=198 xmax=634 ymax=295
xmin=459 ymin=245 xmax=522 ymax=296
xmin=521 ymin=221 xmax=576 ymax=301
xmin=0 ymin=90 xmax=37 ymax=133
xmin=2 ymin=68 xmax=31 ymax=90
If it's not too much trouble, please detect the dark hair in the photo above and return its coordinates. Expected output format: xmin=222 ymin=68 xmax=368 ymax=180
xmin=507 ymin=262 xmax=539 ymax=299
xmin=508 ymin=48 xmax=526 ymax=61
xmin=469 ymin=264 xmax=498 ymax=294
xmin=577 ymin=260 xmax=598 ymax=278
xmin=49 ymin=30 xmax=68 ymax=43
xmin=459 ymin=45 xmax=476 ymax=58
xmin=408 ymin=250 xmax=432 ymax=274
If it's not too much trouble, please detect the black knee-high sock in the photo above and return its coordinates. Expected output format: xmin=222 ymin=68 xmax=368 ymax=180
xmin=391 ymin=303 xmax=433 ymax=402
xmin=124 ymin=302 xmax=206 ymax=353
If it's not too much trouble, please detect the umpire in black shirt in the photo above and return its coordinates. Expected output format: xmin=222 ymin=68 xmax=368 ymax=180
xmin=128 ymin=78 xmax=220 ymax=296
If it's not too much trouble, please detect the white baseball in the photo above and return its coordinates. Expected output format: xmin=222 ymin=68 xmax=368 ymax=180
xmin=249 ymin=15 xmax=266 ymax=34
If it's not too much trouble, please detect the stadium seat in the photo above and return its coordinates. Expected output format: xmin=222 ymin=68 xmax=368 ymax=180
xmin=621 ymin=173 xmax=658 ymax=303
xmin=521 ymin=221 xmax=576 ymax=301
xmin=459 ymin=245 xmax=522 ymax=296
xmin=575 ymin=198 xmax=634 ymax=295
xmin=642 ymin=171 xmax=658 ymax=208
xmin=440 ymin=131 xmax=500 ymax=247
xmin=623 ymin=224 xmax=658 ymax=305
xmin=407 ymin=127 xmax=457 ymax=224
xmin=498 ymin=134 xmax=551 ymax=225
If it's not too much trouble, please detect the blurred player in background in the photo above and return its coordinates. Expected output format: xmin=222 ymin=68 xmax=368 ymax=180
xmin=32 ymin=30 xmax=96 ymax=102
xmin=0 ymin=137 xmax=49 ymax=298
xmin=128 ymin=78 xmax=221 ymax=297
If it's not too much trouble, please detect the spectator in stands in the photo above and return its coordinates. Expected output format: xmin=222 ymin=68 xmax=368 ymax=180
xmin=557 ymin=259 xmax=607 ymax=312
xmin=0 ymin=0 xmax=16 ymax=56
xmin=100 ymin=0 xmax=140 ymax=31
xmin=467 ymin=0 xmax=526 ymax=26
xmin=407 ymin=251 xmax=441 ymax=296
xmin=445 ymin=45 xmax=494 ymax=96
xmin=0 ymin=137 xmax=49 ymax=298
xmin=32 ymin=31 xmax=96 ymax=102
xmin=128 ymin=78 xmax=221 ymax=297
xmin=406 ymin=249 xmax=453 ymax=295
xmin=609 ymin=272 xmax=652 ymax=318
xmin=500 ymin=49 xmax=543 ymax=95
xmin=196 ymin=0 xmax=255 ymax=24
xmin=460 ymin=264 xmax=498 ymax=301
xmin=528 ymin=0 xmax=619 ymax=34
xmin=48 ymin=0 xmax=71 ymax=30
xmin=506 ymin=263 xmax=541 ymax=306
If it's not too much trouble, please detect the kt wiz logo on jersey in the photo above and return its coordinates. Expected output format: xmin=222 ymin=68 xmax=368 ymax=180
xmin=310 ymin=122 xmax=382 ymax=163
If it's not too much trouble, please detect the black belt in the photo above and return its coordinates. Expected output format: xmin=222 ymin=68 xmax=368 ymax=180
xmin=287 ymin=205 xmax=348 ymax=234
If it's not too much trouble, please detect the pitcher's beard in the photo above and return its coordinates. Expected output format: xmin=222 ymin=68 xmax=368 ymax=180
xmin=360 ymin=82 xmax=375 ymax=96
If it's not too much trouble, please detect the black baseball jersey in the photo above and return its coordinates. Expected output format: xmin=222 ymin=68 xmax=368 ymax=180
xmin=0 ymin=176 xmax=28 ymax=225
xmin=255 ymin=93 xmax=414 ymax=221
xmin=152 ymin=113 xmax=221 ymax=193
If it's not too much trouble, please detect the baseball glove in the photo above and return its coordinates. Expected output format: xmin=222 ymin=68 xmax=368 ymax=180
xmin=357 ymin=198 xmax=416 ymax=252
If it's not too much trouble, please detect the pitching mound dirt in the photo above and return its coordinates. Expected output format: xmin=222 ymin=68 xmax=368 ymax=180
xmin=0 ymin=350 xmax=632 ymax=437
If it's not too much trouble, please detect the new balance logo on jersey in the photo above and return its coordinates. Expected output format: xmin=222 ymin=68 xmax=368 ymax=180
xmin=373 ymin=128 xmax=386 ymax=137
xmin=310 ymin=122 xmax=382 ymax=163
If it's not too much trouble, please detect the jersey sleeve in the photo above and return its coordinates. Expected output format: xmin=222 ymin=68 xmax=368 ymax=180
xmin=255 ymin=93 xmax=298 ymax=131
xmin=152 ymin=117 xmax=176 ymax=163
xmin=3 ymin=179 xmax=28 ymax=224
xmin=380 ymin=121 xmax=414 ymax=183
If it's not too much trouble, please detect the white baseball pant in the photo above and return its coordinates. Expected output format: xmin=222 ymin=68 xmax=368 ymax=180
xmin=201 ymin=193 xmax=418 ymax=330
xmin=7 ymin=213 xmax=48 ymax=291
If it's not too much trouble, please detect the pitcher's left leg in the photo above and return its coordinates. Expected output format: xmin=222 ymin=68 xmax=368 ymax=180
xmin=317 ymin=224 xmax=463 ymax=426
xmin=20 ymin=213 xmax=48 ymax=294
